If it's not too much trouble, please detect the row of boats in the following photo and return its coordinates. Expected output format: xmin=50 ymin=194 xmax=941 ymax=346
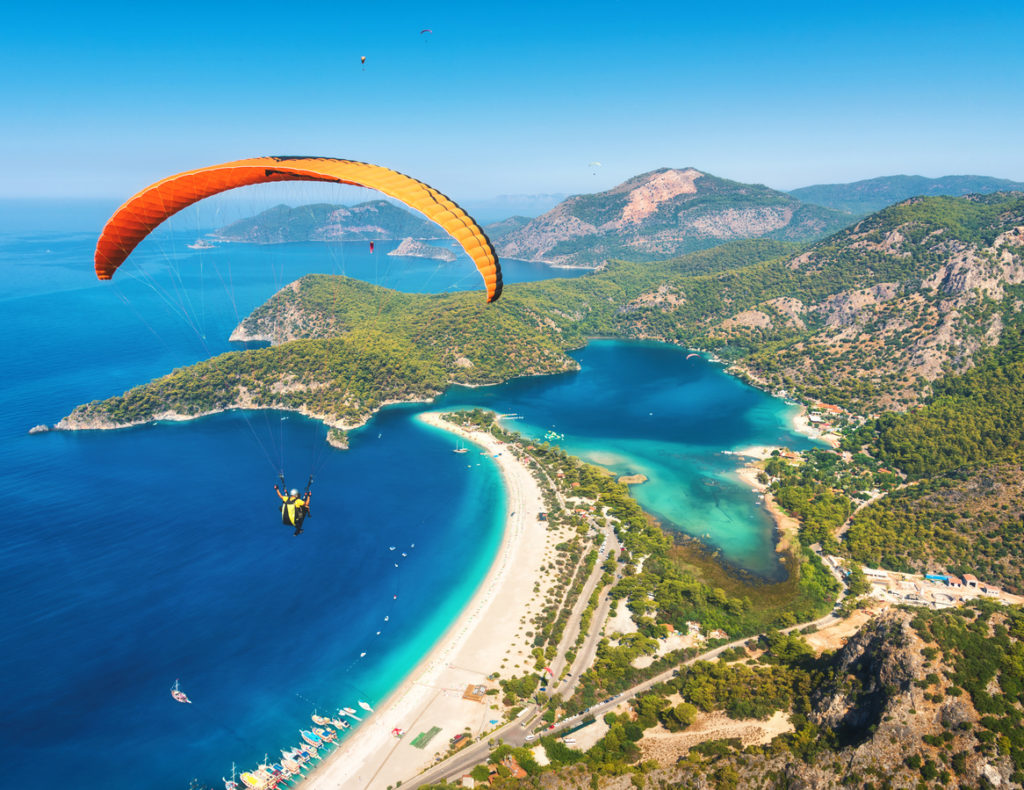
xmin=227 ymin=703 xmax=374 ymax=790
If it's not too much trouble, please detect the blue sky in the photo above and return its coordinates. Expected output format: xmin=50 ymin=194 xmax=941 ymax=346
xmin=3 ymin=0 xmax=1023 ymax=203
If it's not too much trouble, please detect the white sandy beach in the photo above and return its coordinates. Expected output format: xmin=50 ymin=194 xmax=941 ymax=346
xmin=297 ymin=411 xmax=567 ymax=790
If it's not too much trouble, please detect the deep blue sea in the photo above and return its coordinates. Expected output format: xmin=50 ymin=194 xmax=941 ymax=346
xmin=0 ymin=227 xmax=812 ymax=789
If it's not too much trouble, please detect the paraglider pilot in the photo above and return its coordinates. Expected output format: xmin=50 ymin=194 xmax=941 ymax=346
xmin=275 ymin=481 xmax=311 ymax=536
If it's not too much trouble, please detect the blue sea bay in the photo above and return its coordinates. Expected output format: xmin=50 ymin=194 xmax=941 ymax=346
xmin=0 ymin=228 xmax=812 ymax=788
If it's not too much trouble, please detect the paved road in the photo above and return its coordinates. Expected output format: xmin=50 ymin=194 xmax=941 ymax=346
xmin=548 ymin=524 xmax=620 ymax=699
xmin=410 ymin=577 xmax=848 ymax=788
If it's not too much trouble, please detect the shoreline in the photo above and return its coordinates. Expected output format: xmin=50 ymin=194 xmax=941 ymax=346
xmin=296 ymin=411 xmax=563 ymax=790
xmin=49 ymin=395 xmax=441 ymax=443
xmin=733 ymin=452 xmax=802 ymax=557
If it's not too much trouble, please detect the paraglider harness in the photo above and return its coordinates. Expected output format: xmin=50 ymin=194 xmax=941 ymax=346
xmin=278 ymin=474 xmax=312 ymax=535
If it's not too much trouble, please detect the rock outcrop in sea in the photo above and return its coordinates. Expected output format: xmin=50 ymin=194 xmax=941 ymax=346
xmin=387 ymin=237 xmax=456 ymax=261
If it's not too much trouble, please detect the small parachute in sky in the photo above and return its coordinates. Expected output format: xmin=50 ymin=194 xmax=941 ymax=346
xmin=360 ymin=56 xmax=366 ymax=69
xmin=588 ymin=161 xmax=602 ymax=175
xmin=369 ymin=241 xmax=375 ymax=253
xmin=420 ymin=28 xmax=432 ymax=34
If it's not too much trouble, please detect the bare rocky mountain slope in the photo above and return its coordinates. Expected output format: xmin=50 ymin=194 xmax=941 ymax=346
xmin=495 ymin=168 xmax=852 ymax=268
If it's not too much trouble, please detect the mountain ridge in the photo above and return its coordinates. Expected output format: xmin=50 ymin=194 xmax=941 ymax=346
xmin=789 ymin=174 xmax=1024 ymax=216
xmin=212 ymin=200 xmax=442 ymax=243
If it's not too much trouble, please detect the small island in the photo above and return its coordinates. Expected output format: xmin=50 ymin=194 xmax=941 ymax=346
xmin=387 ymin=237 xmax=456 ymax=261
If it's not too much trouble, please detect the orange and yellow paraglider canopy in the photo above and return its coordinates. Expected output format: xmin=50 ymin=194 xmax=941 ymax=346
xmin=94 ymin=156 xmax=502 ymax=302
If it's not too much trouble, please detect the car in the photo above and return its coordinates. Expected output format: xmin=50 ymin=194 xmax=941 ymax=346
xmin=548 ymin=724 xmax=556 ymax=730
xmin=525 ymin=734 xmax=535 ymax=741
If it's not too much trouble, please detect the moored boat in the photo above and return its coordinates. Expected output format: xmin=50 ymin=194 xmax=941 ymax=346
xmin=239 ymin=771 xmax=264 ymax=789
xmin=358 ymin=700 xmax=373 ymax=712
xmin=300 ymin=729 xmax=322 ymax=747
xmin=313 ymin=726 xmax=336 ymax=742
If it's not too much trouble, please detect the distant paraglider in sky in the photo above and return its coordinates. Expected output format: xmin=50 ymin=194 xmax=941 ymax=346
xmin=589 ymin=161 xmax=602 ymax=175
xmin=93 ymin=156 xmax=503 ymax=302
xmin=420 ymin=28 xmax=432 ymax=34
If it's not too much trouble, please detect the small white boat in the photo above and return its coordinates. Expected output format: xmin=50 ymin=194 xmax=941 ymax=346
xmin=359 ymin=701 xmax=374 ymax=712
xmin=171 ymin=679 xmax=191 ymax=704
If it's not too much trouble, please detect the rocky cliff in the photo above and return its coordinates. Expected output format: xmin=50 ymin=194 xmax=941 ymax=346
xmin=534 ymin=607 xmax=1023 ymax=790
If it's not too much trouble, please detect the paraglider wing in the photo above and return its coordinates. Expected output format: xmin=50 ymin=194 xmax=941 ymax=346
xmin=420 ymin=28 xmax=432 ymax=34
xmin=360 ymin=55 xmax=366 ymax=64
xmin=94 ymin=156 xmax=501 ymax=302
xmin=369 ymin=241 xmax=375 ymax=253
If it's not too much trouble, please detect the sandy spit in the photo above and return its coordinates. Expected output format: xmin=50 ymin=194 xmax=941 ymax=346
xmin=296 ymin=411 xmax=561 ymax=790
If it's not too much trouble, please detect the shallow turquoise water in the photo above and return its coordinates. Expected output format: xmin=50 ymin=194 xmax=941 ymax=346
xmin=437 ymin=340 xmax=817 ymax=579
